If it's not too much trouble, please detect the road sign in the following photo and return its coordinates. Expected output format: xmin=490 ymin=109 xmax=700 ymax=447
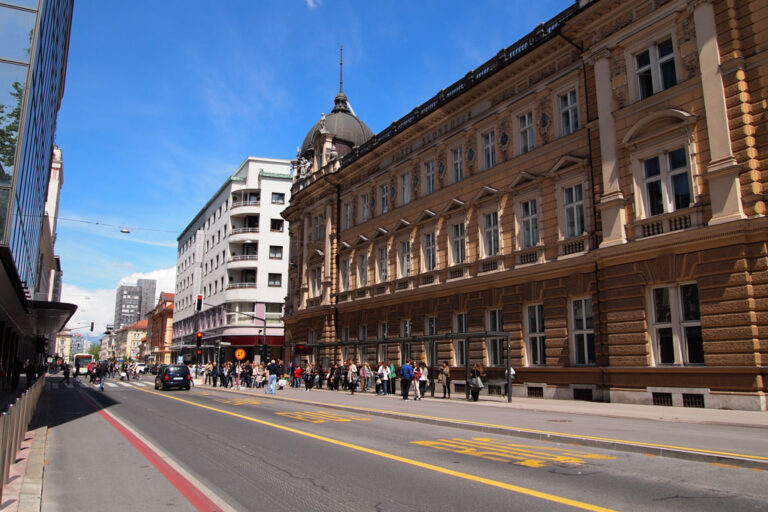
xmin=234 ymin=348 xmax=246 ymax=360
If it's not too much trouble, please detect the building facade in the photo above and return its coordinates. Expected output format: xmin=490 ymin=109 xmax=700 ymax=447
xmin=146 ymin=292 xmax=174 ymax=364
xmin=113 ymin=279 xmax=156 ymax=330
xmin=172 ymin=157 xmax=292 ymax=364
xmin=283 ymin=0 xmax=767 ymax=410
xmin=0 ymin=0 xmax=76 ymax=369
xmin=114 ymin=319 xmax=147 ymax=362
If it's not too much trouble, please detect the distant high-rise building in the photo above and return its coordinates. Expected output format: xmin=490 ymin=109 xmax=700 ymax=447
xmin=114 ymin=279 xmax=157 ymax=330
xmin=0 ymin=0 xmax=76 ymax=366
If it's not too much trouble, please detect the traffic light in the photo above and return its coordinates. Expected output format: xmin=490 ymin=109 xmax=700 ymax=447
xmin=196 ymin=331 xmax=202 ymax=348
xmin=90 ymin=322 xmax=94 ymax=332
xmin=196 ymin=349 xmax=202 ymax=356
xmin=196 ymin=295 xmax=203 ymax=311
xmin=260 ymin=344 xmax=271 ymax=361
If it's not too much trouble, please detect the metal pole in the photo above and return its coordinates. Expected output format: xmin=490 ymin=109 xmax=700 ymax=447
xmin=0 ymin=412 xmax=8 ymax=487
xmin=506 ymin=334 xmax=512 ymax=403
xmin=464 ymin=339 xmax=470 ymax=401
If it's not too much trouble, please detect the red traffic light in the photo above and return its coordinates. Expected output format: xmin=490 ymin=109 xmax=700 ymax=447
xmin=196 ymin=331 xmax=203 ymax=339
xmin=196 ymin=295 xmax=203 ymax=311
xmin=196 ymin=349 xmax=202 ymax=356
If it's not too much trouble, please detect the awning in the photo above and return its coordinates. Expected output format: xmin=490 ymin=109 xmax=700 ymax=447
xmin=29 ymin=300 xmax=77 ymax=337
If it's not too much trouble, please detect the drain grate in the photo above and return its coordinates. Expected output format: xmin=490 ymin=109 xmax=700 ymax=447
xmin=652 ymin=392 xmax=673 ymax=406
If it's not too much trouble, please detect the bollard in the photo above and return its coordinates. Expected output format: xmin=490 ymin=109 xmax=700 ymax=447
xmin=11 ymin=397 xmax=21 ymax=468
xmin=3 ymin=405 xmax=13 ymax=485
xmin=0 ymin=413 xmax=5 ymax=502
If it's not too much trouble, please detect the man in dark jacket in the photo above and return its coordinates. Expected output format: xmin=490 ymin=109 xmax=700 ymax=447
xmin=400 ymin=360 xmax=414 ymax=400
xmin=266 ymin=360 xmax=279 ymax=394
xmin=97 ymin=361 xmax=108 ymax=391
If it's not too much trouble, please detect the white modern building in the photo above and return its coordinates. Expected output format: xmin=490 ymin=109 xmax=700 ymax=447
xmin=171 ymin=157 xmax=292 ymax=363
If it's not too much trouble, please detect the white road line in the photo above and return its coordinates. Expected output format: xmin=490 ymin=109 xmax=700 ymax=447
xmin=119 ymin=383 xmax=133 ymax=388
xmin=106 ymin=383 xmax=118 ymax=388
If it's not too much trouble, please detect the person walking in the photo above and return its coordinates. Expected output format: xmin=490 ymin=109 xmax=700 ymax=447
xmin=438 ymin=361 xmax=451 ymax=398
xmin=469 ymin=362 xmax=486 ymax=402
xmin=418 ymin=361 xmax=429 ymax=399
xmin=97 ymin=361 xmax=107 ymax=392
xmin=347 ymin=359 xmax=358 ymax=395
xmin=377 ymin=361 xmax=389 ymax=396
xmin=266 ymin=359 xmax=278 ymax=394
xmin=388 ymin=360 xmax=396 ymax=395
xmin=60 ymin=363 xmax=70 ymax=385
xmin=303 ymin=363 xmax=315 ymax=392
xmin=400 ymin=360 xmax=414 ymax=400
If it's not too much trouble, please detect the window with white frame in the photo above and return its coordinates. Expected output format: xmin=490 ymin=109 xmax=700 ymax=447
xmin=271 ymin=192 xmax=285 ymax=204
xmin=361 ymin=193 xmax=369 ymax=222
xmin=650 ymin=284 xmax=703 ymax=365
xmin=380 ymin=322 xmax=388 ymax=340
xmin=310 ymin=267 xmax=322 ymax=297
xmin=380 ymin=184 xmax=389 ymax=214
xmin=358 ymin=252 xmax=368 ymax=287
xmin=341 ymin=326 xmax=349 ymax=342
xmin=572 ymin=298 xmax=594 ymax=365
xmin=343 ymin=203 xmax=351 ymax=230
xmin=399 ymin=239 xmax=411 ymax=277
xmin=641 ymin=147 xmax=691 ymax=217
xmin=559 ymin=89 xmax=579 ymax=136
xmin=455 ymin=312 xmax=468 ymax=366
xmin=483 ymin=211 xmax=499 ymax=257
xmin=424 ymin=161 xmax=436 ymax=194
xmin=426 ymin=316 xmax=437 ymax=336
xmin=377 ymin=246 xmax=388 ymax=282
xmin=268 ymin=273 xmax=282 ymax=287
xmin=519 ymin=111 xmax=534 ymax=154
xmin=635 ymin=38 xmax=676 ymax=101
xmin=269 ymin=245 xmax=283 ymax=259
xmin=488 ymin=309 xmax=504 ymax=366
xmin=401 ymin=341 xmax=412 ymax=364
xmin=482 ymin=130 xmax=496 ymax=169
xmin=340 ymin=256 xmax=350 ymax=291
xmin=521 ymin=198 xmax=539 ymax=249
xmin=401 ymin=174 xmax=411 ymax=205
xmin=526 ymin=304 xmax=545 ymax=366
xmin=452 ymin=147 xmax=463 ymax=183
xmin=564 ymin=183 xmax=585 ymax=238
xmin=423 ymin=230 xmax=436 ymax=271
xmin=451 ymin=221 xmax=466 ymax=265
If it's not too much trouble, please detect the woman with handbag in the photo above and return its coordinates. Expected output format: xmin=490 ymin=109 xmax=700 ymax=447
xmin=438 ymin=361 xmax=451 ymax=399
xmin=469 ymin=362 xmax=485 ymax=402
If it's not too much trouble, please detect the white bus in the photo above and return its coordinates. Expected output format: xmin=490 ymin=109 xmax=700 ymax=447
xmin=73 ymin=353 xmax=94 ymax=376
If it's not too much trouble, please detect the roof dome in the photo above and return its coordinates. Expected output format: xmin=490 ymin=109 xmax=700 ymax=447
xmin=300 ymin=90 xmax=373 ymax=156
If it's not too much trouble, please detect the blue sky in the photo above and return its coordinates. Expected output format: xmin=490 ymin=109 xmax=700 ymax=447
xmin=57 ymin=0 xmax=574 ymax=332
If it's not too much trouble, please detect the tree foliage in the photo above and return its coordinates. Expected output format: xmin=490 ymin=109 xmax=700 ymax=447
xmin=87 ymin=343 xmax=101 ymax=360
xmin=0 ymin=81 xmax=23 ymax=179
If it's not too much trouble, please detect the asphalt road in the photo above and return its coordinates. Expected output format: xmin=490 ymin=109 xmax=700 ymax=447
xmin=39 ymin=376 xmax=768 ymax=512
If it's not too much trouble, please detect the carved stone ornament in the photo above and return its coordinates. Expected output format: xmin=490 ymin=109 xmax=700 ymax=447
xmin=682 ymin=52 xmax=699 ymax=80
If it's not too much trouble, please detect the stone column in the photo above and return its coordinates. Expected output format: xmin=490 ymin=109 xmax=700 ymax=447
xmin=300 ymin=215 xmax=310 ymax=308
xmin=592 ymin=49 xmax=627 ymax=247
xmin=691 ymin=0 xmax=745 ymax=225
xmin=323 ymin=202 xmax=333 ymax=304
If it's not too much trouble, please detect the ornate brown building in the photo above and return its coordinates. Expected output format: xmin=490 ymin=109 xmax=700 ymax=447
xmin=282 ymin=0 xmax=767 ymax=410
xmin=146 ymin=293 xmax=174 ymax=364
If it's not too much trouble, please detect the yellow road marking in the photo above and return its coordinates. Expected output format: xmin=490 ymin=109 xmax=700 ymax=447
xmin=276 ymin=411 xmax=371 ymax=423
xmin=247 ymin=395 xmax=768 ymax=463
xmin=137 ymin=387 xmax=617 ymax=512
xmin=412 ymin=437 xmax=615 ymax=468
xmin=212 ymin=398 xmax=261 ymax=406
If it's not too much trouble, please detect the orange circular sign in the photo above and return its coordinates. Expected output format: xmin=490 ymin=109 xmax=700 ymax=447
xmin=234 ymin=348 xmax=246 ymax=361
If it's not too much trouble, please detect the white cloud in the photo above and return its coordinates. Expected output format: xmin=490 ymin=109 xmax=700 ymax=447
xmin=62 ymin=267 xmax=176 ymax=335
xmin=306 ymin=0 xmax=321 ymax=8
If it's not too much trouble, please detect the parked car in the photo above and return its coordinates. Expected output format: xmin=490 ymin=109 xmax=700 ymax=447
xmin=155 ymin=364 xmax=192 ymax=390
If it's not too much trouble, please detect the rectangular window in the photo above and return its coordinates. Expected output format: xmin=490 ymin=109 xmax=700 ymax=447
xmin=452 ymin=222 xmax=466 ymax=264
xmin=401 ymin=319 xmax=410 ymax=337
xmin=342 ymin=327 xmax=349 ymax=342
xmin=521 ymin=199 xmax=538 ymax=249
xmin=572 ymin=298 xmax=594 ymax=365
xmin=361 ymin=193 xmax=369 ymax=222
xmin=340 ymin=257 xmax=350 ymax=291
xmin=425 ymin=161 xmax=435 ymax=194
xmin=268 ymin=273 xmax=282 ymax=287
xmin=482 ymin=130 xmax=496 ymax=169
xmin=269 ymin=246 xmax=283 ymax=259
xmin=270 ymin=219 xmax=284 ymax=232
xmin=519 ymin=111 xmax=534 ymax=154
xmin=399 ymin=240 xmax=411 ymax=277
xmin=527 ymin=304 xmax=546 ymax=366
xmin=635 ymin=38 xmax=677 ymax=100
xmin=359 ymin=324 xmax=368 ymax=341
xmin=484 ymin=212 xmax=499 ymax=257
xmin=380 ymin=184 xmax=389 ymax=214
xmin=271 ymin=192 xmax=285 ymax=204
xmin=377 ymin=246 xmax=388 ymax=282
xmin=401 ymin=174 xmax=411 ymax=205
xmin=564 ymin=184 xmax=584 ymax=238
xmin=651 ymin=284 xmax=703 ymax=365
xmin=424 ymin=232 xmax=436 ymax=271
xmin=559 ymin=89 xmax=579 ymax=136
xmin=380 ymin=322 xmax=388 ymax=340
xmin=343 ymin=203 xmax=351 ymax=230
xmin=642 ymin=147 xmax=691 ymax=217
xmin=310 ymin=268 xmax=322 ymax=296
xmin=455 ymin=312 xmax=468 ymax=366
xmin=452 ymin=147 xmax=463 ymax=183
xmin=313 ymin=214 xmax=324 ymax=241
xmin=358 ymin=253 xmax=368 ymax=287
xmin=488 ymin=309 xmax=504 ymax=366
xmin=426 ymin=316 xmax=437 ymax=336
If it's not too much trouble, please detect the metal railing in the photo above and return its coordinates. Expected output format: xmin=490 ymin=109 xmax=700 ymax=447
xmin=0 ymin=377 xmax=45 ymax=502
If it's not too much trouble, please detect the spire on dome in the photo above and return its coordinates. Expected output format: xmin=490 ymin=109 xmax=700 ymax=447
xmin=333 ymin=45 xmax=349 ymax=113
xmin=339 ymin=45 xmax=343 ymax=94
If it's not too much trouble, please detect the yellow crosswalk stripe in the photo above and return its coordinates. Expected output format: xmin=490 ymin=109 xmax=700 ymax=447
xmin=276 ymin=411 xmax=371 ymax=424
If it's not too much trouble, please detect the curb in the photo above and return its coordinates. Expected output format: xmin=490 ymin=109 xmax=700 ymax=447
xmin=17 ymin=427 xmax=46 ymax=512
xmin=197 ymin=384 xmax=768 ymax=471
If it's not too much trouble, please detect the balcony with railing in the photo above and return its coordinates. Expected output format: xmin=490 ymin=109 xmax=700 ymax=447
xmin=228 ymin=254 xmax=258 ymax=269
xmin=514 ymin=245 xmax=544 ymax=266
xmin=230 ymin=200 xmax=261 ymax=217
xmin=632 ymin=207 xmax=703 ymax=240
xmin=557 ymin=234 xmax=591 ymax=258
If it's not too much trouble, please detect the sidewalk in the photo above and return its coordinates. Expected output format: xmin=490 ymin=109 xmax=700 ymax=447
xmin=194 ymin=379 xmax=768 ymax=469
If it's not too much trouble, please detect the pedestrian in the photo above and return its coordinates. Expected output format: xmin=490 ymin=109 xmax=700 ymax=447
xmin=60 ymin=363 xmax=70 ymax=385
xmin=388 ymin=360 xmax=396 ymax=395
xmin=438 ymin=361 xmax=451 ymax=399
xmin=412 ymin=363 xmax=422 ymax=400
xmin=469 ymin=362 xmax=486 ymax=402
xmin=303 ymin=362 xmax=315 ymax=392
xmin=505 ymin=366 xmax=516 ymax=397
xmin=316 ymin=364 xmax=324 ymax=389
xmin=418 ymin=361 xmax=429 ymax=399
xmin=400 ymin=359 xmax=413 ymax=400
xmin=359 ymin=362 xmax=369 ymax=392
xmin=204 ymin=363 xmax=212 ymax=385
xmin=377 ymin=361 xmax=389 ymax=396
xmin=97 ymin=361 xmax=107 ymax=392
xmin=266 ymin=359 xmax=278 ymax=394
xmin=293 ymin=364 xmax=302 ymax=388
xmin=347 ymin=359 xmax=358 ymax=395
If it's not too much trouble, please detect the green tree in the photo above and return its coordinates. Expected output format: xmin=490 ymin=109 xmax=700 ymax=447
xmin=87 ymin=343 xmax=101 ymax=361
xmin=0 ymin=81 xmax=23 ymax=176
